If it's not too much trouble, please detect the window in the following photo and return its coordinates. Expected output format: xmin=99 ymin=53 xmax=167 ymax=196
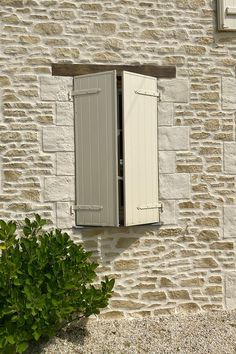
xmin=73 ymin=70 xmax=161 ymax=227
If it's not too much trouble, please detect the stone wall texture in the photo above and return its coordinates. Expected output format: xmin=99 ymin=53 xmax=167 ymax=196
xmin=1 ymin=0 xmax=236 ymax=318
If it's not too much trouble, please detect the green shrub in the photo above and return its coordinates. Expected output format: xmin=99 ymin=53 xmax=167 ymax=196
xmin=0 ymin=215 xmax=115 ymax=353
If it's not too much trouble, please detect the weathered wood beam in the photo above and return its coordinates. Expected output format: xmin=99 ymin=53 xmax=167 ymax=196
xmin=52 ymin=63 xmax=176 ymax=79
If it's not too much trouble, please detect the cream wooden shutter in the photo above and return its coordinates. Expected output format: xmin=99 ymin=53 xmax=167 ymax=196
xmin=122 ymin=71 xmax=160 ymax=226
xmin=74 ymin=71 xmax=119 ymax=226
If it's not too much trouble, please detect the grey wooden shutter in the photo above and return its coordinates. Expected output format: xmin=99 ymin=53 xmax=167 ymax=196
xmin=122 ymin=71 xmax=160 ymax=226
xmin=74 ymin=71 xmax=119 ymax=226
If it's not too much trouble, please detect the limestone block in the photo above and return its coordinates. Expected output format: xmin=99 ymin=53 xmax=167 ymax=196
xmin=159 ymin=127 xmax=189 ymax=150
xmin=56 ymin=202 xmax=74 ymax=229
xmin=105 ymin=38 xmax=124 ymax=50
xmin=210 ymin=242 xmax=233 ymax=250
xmin=159 ymin=174 xmax=190 ymax=199
xmin=114 ymin=259 xmax=139 ymax=271
xmin=141 ymin=29 xmax=164 ymax=40
xmin=116 ymin=237 xmax=140 ymax=249
xmin=19 ymin=35 xmax=40 ymax=44
xmin=158 ymin=102 xmax=173 ymax=126
xmin=160 ymin=277 xmax=176 ymax=287
xmin=57 ymin=152 xmax=74 ymax=175
xmin=160 ymin=200 xmax=176 ymax=225
xmin=93 ymin=23 xmax=116 ymax=35
xmin=158 ymin=79 xmax=189 ymax=103
xmin=0 ymin=132 xmax=22 ymax=143
xmin=34 ymin=22 xmax=63 ymax=36
xmin=0 ymin=89 xmax=2 ymax=122
xmin=222 ymin=77 xmax=236 ymax=110
xmin=4 ymin=170 xmax=21 ymax=182
xmin=44 ymin=176 xmax=74 ymax=201
xmin=0 ymin=77 xmax=6 ymax=88
xmin=80 ymin=3 xmax=103 ymax=11
xmin=176 ymin=0 xmax=205 ymax=9
xmin=223 ymin=206 xmax=236 ymax=238
xmin=0 ymin=158 xmax=1 ymax=193
xmin=168 ymin=290 xmax=190 ymax=300
xmin=194 ymin=257 xmax=218 ymax=268
xmin=141 ymin=291 xmax=166 ymax=301
xmin=183 ymin=45 xmax=206 ymax=55
xmin=204 ymin=119 xmax=219 ymax=132
xmin=224 ymin=142 xmax=236 ymax=174
xmin=159 ymin=151 xmax=175 ymax=173
xmin=56 ymin=101 xmax=73 ymax=126
xmin=180 ymin=278 xmax=204 ymax=287
xmin=51 ymin=11 xmax=76 ymax=20
xmin=52 ymin=48 xmax=80 ymax=59
xmin=110 ymin=300 xmax=144 ymax=310
xmin=197 ymin=230 xmax=219 ymax=242
xmin=195 ymin=217 xmax=219 ymax=227
xmin=100 ymin=311 xmax=124 ymax=320
xmin=93 ymin=52 xmax=121 ymax=62
xmin=43 ymin=126 xmax=74 ymax=152
xmin=225 ymin=272 xmax=236 ymax=309
xmin=40 ymin=77 xmax=72 ymax=101
xmin=176 ymin=303 xmax=200 ymax=313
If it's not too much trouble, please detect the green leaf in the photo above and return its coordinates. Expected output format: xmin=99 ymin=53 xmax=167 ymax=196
xmin=35 ymin=214 xmax=41 ymax=223
xmin=13 ymin=277 xmax=21 ymax=286
xmin=31 ymin=323 xmax=37 ymax=331
xmin=33 ymin=331 xmax=41 ymax=341
xmin=11 ymin=315 xmax=18 ymax=322
xmin=6 ymin=335 xmax=15 ymax=345
xmin=52 ymin=298 xmax=58 ymax=306
xmin=9 ymin=222 xmax=16 ymax=235
xmin=24 ymin=218 xmax=30 ymax=226
xmin=23 ymin=226 xmax=31 ymax=237
xmin=23 ymin=286 xmax=31 ymax=298
xmin=0 ymin=220 xmax=6 ymax=230
xmin=16 ymin=342 xmax=28 ymax=354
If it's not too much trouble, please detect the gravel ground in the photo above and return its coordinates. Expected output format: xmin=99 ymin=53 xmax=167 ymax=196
xmin=28 ymin=310 xmax=236 ymax=354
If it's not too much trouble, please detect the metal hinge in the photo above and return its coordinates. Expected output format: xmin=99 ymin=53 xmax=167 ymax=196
xmin=226 ymin=7 xmax=236 ymax=15
xmin=71 ymin=88 xmax=101 ymax=97
xmin=137 ymin=203 xmax=163 ymax=212
xmin=68 ymin=91 xmax=73 ymax=101
xmin=73 ymin=205 xmax=103 ymax=211
xmin=135 ymin=89 xmax=161 ymax=100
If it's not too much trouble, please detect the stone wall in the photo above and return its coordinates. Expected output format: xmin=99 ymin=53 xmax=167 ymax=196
xmin=1 ymin=0 xmax=236 ymax=318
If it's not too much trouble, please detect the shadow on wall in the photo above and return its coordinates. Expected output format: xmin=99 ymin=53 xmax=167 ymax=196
xmin=71 ymin=224 xmax=229 ymax=317
xmin=72 ymin=224 xmax=162 ymax=265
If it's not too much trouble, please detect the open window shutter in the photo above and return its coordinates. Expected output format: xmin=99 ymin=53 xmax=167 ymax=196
xmin=122 ymin=71 xmax=160 ymax=226
xmin=74 ymin=71 xmax=119 ymax=226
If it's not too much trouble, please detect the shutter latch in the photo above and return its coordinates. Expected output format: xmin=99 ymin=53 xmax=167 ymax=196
xmin=137 ymin=203 xmax=163 ymax=212
xmin=73 ymin=205 xmax=103 ymax=211
xmin=71 ymin=88 xmax=101 ymax=97
xmin=134 ymin=89 xmax=161 ymax=100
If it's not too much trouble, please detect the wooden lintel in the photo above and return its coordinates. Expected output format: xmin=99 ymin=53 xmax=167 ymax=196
xmin=52 ymin=63 xmax=176 ymax=79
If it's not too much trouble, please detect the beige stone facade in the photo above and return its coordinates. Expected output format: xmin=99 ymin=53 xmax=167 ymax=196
xmin=1 ymin=0 xmax=236 ymax=318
